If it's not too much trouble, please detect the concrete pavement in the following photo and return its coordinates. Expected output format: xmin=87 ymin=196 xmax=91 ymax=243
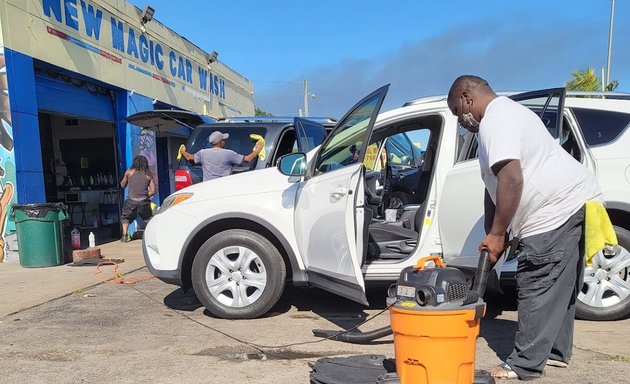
xmin=0 ymin=240 xmax=630 ymax=383
xmin=0 ymin=239 xmax=146 ymax=318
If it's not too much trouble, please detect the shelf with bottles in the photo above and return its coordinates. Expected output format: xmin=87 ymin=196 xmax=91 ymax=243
xmin=58 ymin=172 xmax=118 ymax=191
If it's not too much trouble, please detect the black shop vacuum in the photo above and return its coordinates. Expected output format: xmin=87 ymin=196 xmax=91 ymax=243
xmin=309 ymin=251 xmax=497 ymax=384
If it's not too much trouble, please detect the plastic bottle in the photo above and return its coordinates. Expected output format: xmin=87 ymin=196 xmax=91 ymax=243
xmin=88 ymin=232 xmax=96 ymax=248
xmin=71 ymin=228 xmax=81 ymax=250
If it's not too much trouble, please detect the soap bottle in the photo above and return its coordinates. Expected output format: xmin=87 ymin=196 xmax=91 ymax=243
xmin=88 ymin=232 xmax=96 ymax=248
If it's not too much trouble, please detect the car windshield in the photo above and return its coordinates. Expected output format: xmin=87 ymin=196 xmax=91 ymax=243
xmin=189 ymin=127 xmax=268 ymax=155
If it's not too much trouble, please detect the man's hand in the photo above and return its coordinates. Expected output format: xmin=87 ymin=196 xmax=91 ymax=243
xmin=180 ymin=145 xmax=186 ymax=153
xmin=479 ymin=232 xmax=505 ymax=263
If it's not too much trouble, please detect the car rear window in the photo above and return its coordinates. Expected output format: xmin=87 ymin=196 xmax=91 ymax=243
xmin=572 ymin=108 xmax=630 ymax=146
xmin=189 ymin=127 xmax=268 ymax=155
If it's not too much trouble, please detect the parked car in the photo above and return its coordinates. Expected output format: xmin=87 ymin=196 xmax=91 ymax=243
xmin=125 ymin=111 xmax=337 ymax=190
xmin=142 ymin=86 xmax=630 ymax=321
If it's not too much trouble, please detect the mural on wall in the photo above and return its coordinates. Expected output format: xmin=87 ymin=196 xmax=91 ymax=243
xmin=0 ymin=46 xmax=17 ymax=262
xmin=131 ymin=128 xmax=158 ymax=194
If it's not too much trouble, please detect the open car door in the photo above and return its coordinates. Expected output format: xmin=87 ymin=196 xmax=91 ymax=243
xmin=294 ymin=117 xmax=327 ymax=152
xmin=294 ymin=85 xmax=389 ymax=305
xmin=439 ymin=88 xmax=566 ymax=273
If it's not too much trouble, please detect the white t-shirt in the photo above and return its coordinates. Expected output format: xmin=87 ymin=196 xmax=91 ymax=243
xmin=477 ymin=96 xmax=601 ymax=239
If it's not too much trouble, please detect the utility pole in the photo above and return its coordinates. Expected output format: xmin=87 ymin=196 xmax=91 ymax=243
xmin=606 ymin=0 xmax=615 ymax=87
xmin=303 ymin=79 xmax=309 ymax=117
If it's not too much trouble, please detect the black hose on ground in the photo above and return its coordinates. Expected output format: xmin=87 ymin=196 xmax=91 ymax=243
xmin=312 ymin=325 xmax=393 ymax=344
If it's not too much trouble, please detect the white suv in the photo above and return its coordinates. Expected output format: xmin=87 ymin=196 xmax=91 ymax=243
xmin=143 ymin=85 xmax=630 ymax=320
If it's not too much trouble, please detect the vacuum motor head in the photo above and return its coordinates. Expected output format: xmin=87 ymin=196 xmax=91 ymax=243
xmin=387 ymin=256 xmax=478 ymax=308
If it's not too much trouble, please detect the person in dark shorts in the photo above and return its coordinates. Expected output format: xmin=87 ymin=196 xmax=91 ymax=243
xmin=120 ymin=155 xmax=156 ymax=242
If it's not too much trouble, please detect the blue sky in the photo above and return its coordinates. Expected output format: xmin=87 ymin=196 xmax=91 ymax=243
xmin=129 ymin=0 xmax=629 ymax=118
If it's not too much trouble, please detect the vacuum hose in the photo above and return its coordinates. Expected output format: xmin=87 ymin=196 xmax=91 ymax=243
xmin=312 ymin=250 xmax=497 ymax=344
xmin=472 ymin=249 xmax=493 ymax=298
xmin=312 ymin=326 xmax=393 ymax=344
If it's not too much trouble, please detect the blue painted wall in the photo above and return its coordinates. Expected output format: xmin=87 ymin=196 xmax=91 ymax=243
xmin=5 ymin=49 xmax=45 ymax=203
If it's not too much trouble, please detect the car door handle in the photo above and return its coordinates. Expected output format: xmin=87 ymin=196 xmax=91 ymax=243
xmin=330 ymin=187 xmax=348 ymax=197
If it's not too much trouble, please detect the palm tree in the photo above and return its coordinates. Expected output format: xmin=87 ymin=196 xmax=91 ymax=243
xmin=566 ymin=68 xmax=618 ymax=92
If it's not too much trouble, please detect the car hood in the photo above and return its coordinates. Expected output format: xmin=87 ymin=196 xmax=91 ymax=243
xmin=176 ymin=166 xmax=296 ymax=201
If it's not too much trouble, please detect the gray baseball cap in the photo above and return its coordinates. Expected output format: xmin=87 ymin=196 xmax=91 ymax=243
xmin=209 ymin=131 xmax=229 ymax=145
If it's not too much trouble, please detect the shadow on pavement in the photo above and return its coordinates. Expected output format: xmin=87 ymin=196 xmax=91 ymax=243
xmin=163 ymin=288 xmax=203 ymax=312
xmin=266 ymin=284 xmax=393 ymax=343
xmin=480 ymin=292 xmax=519 ymax=360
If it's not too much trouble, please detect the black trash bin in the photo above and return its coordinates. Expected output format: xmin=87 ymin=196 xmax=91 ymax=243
xmin=11 ymin=203 xmax=68 ymax=268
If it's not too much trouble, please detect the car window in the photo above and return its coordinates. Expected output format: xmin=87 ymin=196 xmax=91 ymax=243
xmin=386 ymin=134 xmax=414 ymax=166
xmin=456 ymin=126 xmax=479 ymax=162
xmin=572 ymin=107 xmax=630 ymax=146
xmin=295 ymin=119 xmax=326 ymax=152
xmin=189 ymin=127 xmax=268 ymax=155
xmin=315 ymin=93 xmax=381 ymax=173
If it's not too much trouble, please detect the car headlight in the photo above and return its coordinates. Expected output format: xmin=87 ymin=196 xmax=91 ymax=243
xmin=158 ymin=193 xmax=193 ymax=214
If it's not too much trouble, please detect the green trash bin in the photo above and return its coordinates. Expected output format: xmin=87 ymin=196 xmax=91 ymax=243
xmin=11 ymin=203 xmax=68 ymax=268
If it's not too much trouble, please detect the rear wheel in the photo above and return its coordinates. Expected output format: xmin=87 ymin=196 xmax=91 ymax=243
xmin=577 ymin=225 xmax=630 ymax=321
xmin=191 ymin=229 xmax=286 ymax=319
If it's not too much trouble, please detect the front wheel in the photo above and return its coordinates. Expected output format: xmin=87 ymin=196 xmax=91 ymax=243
xmin=191 ymin=229 xmax=286 ymax=319
xmin=576 ymin=225 xmax=630 ymax=321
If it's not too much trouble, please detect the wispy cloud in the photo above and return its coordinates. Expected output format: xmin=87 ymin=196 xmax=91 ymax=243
xmin=257 ymin=16 xmax=628 ymax=118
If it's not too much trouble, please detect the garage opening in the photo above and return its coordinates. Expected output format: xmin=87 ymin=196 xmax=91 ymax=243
xmin=39 ymin=113 xmax=121 ymax=242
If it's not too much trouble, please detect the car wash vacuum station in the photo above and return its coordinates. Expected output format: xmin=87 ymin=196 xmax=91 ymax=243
xmin=311 ymin=251 xmax=496 ymax=384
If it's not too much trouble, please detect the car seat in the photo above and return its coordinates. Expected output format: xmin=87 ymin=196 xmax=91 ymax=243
xmin=365 ymin=140 xmax=436 ymax=259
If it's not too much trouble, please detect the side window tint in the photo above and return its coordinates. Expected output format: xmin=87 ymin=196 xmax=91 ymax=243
xmin=386 ymin=134 xmax=414 ymax=166
xmin=572 ymin=108 xmax=630 ymax=146
xmin=316 ymin=93 xmax=381 ymax=174
xmin=456 ymin=126 xmax=478 ymax=162
xmin=296 ymin=120 xmax=326 ymax=152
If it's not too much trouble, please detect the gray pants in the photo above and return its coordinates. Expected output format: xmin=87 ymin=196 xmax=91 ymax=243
xmin=506 ymin=208 xmax=585 ymax=380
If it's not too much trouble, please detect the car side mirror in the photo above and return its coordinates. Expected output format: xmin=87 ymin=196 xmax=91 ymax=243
xmin=277 ymin=152 xmax=306 ymax=178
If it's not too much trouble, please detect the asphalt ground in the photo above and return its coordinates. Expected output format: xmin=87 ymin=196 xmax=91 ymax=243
xmin=1 ymin=266 xmax=628 ymax=384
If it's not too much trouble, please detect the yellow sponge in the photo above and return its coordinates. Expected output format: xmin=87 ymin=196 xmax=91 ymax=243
xmin=176 ymin=144 xmax=185 ymax=160
xmin=250 ymin=134 xmax=266 ymax=160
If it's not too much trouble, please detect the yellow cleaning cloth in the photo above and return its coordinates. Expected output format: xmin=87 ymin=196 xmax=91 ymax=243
xmin=176 ymin=144 xmax=185 ymax=160
xmin=585 ymin=200 xmax=618 ymax=266
xmin=250 ymin=134 xmax=266 ymax=161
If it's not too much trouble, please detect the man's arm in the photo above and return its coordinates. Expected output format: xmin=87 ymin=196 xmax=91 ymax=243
xmin=243 ymin=140 xmax=264 ymax=163
xmin=120 ymin=170 xmax=130 ymax=188
xmin=179 ymin=145 xmax=195 ymax=162
xmin=481 ymin=159 xmax=523 ymax=262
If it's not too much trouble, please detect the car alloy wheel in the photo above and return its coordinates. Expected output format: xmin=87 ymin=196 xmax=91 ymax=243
xmin=192 ymin=229 xmax=286 ymax=319
xmin=577 ymin=226 xmax=630 ymax=321
xmin=205 ymin=245 xmax=267 ymax=307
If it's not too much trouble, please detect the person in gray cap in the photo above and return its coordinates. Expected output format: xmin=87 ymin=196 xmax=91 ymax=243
xmin=179 ymin=130 xmax=264 ymax=181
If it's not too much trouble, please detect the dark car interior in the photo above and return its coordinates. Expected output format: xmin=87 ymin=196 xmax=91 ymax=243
xmin=360 ymin=114 xmax=443 ymax=263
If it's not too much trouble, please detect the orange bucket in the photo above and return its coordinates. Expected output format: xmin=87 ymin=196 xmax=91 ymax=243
xmin=388 ymin=256 xmax=485 ymax=384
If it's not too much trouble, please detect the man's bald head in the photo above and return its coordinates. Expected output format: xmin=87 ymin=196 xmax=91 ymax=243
xmin=447 ymin=75 xmax=498 ymax=132
xmin=447 ymin=75 xmax=493 ymax=107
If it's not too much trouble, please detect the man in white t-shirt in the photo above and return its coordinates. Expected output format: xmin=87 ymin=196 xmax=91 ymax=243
xmin=447 ymin=75 xmax=601 ymax=381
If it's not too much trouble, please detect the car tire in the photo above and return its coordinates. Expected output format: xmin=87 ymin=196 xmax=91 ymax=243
xmin=191 ymin=229 xmax=286 ymax=319
xmin=389 ymin=191 xmax=411 ymax=209
xmin=576 ymin=225 xmax=630 ymax=321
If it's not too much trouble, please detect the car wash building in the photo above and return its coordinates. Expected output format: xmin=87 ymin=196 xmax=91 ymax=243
xmin=0 ymin=0 xmax=254 ymax=257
